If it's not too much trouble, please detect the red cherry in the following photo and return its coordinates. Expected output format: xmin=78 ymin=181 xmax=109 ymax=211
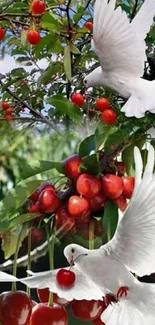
xmin=27 ymin=201 xmax=40 ymax=213
xmin=114 ymin=194 xmax=127 ymax=211
xmin=77 ymin=173 xmax=102 ymax=198
xmin=71 ymin=93 xmax=85 ymax=106
xmin=38 ymin=182 xmax=56 ymax=195
xmin=31 ymin=0 xmax=46 ymax=14
xmin=56 ymin=269 xmax=76 ymax=289
xmin=27 ymin=30 xmax=41 ymax=45
xmin=89 ymin=193 xmax=106 ymax=212
xmin=37 ymin=289 xmax=69 ymax=306
xmin=67 ymin=195 xmax=90 ymax=218
xmin=5 ymin=115 xmax=13 ymax=121
xmin=0 ymin=27 xmax=5 ymax=41
xmin=30 ymin=227 xmax=45 ymax=246
xmin=102 ymin=174 xmax=123 ymax=200
xmin=5 ymin=108 xmax=13 ymax=115
xmin=85 ymin=21 xmax=93 ymax=30
xmin=92 ymin=316 xmax=105 ymax=325
xmin=0 ymin=291 xmax=32 ymax=325
xmin=29 ymin=191 xmax=39 ymax=203
xmin=100 ymin=109 xmax=117 ymax=125
xmin=55 ymin=206 xmax=75 ymax=232
xmin=115 ymin=161 xmax=126 ymax=176
xmin=63 ymin=154 xmax=82 ymax=179
xmin=75 ymin=209 xmax=91 ymax=229
xmin=29 ymin=303 xmax=68 ymax=325
xmin=122 ymin=176 xmax=135 ymax=199
xmin=1 ymin=102 xmax=9 ymax=110
xmin=96 ymin=98 xmax=110 ymax=112
xmin=29 ymin=182 xmax=55 ymax=203
xmin=71 ymin=300 xmax=106 ymax=321
xmin=39 ymin=189 xmax=60 ymax=213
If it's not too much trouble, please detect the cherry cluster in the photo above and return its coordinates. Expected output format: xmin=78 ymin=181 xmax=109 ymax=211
xmin=0 ymin=287 xmax=108 ymax=325
xmin=24 ymin=150 xmax=134 ymax=248
xmin=71 ymin=94 xmax=117 ymax=126
xmin=0 ymin=102 xmax=14 ymax=121
xmin=0 ymin=1 xmax=93 ymax=47
xmin=37 ymin=287 xmax=107 ymax=325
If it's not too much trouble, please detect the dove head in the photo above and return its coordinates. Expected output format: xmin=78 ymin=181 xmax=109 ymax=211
xmin=83 ymin=67 xmax=104 ymax=88
xmin=64 ymin=244 xmax=88 ymax=266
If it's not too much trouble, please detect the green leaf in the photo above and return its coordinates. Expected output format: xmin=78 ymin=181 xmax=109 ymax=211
xmin=78 ymin=134 xmax=95 ymax=157
xmin=95 ymin=124 xmax=117 ymax=150
xmin=64 ymin=46 xmax=72 ymax=81
xmin=102 ymin=201 xmax=118 ymax=240
xmin=0 ymin=180 xmax=43 ymax=220
xmin=2 ymin=224 xmax=29 ymax=259
xmin=37 ymin=62 xmax=62 ymax=87
xmin=104 ymin=130 xmax=127 ymax=153
xmin=20 ymin=160 xmax=64 ymax=180
xmin=122 ymin=138 xmax=146 ymax=175
xmin=80 ymin=154 xmax=101 ymax=175
xmin=69 ymin=43 xmax=80 ymax=55
xmin=0 ymin=212 xmax=39 ymax=234
xmin=48 ymin=95 xmax=82 ymax=120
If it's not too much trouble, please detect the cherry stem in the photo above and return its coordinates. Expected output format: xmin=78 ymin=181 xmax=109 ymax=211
xmin=27 ymin=228 xmax=32 ymax=296
xmin=107 ymin=222 xmax=111 ymax=242
xmin=89 ymin=219 xmax=95 ymax=250
xmin=12 ymin=227 xmax=25 ymax=291
xmin=46 ymin=223 xmax=55 ymax=307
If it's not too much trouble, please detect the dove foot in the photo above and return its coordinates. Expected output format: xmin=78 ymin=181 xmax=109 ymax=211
xmin=104 ymin=293 xmax=118 ymax=307
xmin=116 ymin=286 xmax=129 ymax=299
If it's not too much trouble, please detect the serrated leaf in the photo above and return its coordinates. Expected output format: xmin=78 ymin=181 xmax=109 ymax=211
xmin=2 ymin=224 xmax=29 ymax=259
xmin=102 ymin=201 xmax=118 ymax=240
xmin=20 ymin=160 xmax=64 ymax=180
xmin=78 ymin=134 xmax=95 ymax=157
xmin=64 ymin=46 xmax=72 ymax=81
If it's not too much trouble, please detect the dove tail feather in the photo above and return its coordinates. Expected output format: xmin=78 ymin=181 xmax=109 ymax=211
xmin=121 ymin=80 xmax=155 ymax=118
xmin=101 ymin=282 xmax=155 ymax=325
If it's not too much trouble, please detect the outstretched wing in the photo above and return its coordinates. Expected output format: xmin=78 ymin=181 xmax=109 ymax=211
xmin=0 ymin=268 xmax=104 ymax=301
xmin=93 ymin=0 xmax=155 ymax=77
xmin=105 ymin=144 xmax=155 ymax=276
xmin=131 ymin=0 xmax=155 ymax=39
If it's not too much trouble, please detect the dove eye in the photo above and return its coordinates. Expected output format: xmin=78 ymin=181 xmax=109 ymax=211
xmin=84 ymin=80 xmax=87 ymax=84
xmin=71 ymin=248 xmax=75 ymax=253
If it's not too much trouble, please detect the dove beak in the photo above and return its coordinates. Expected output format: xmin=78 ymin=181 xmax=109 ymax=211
xmin=69 ymin=256 xmax=74 ymax=266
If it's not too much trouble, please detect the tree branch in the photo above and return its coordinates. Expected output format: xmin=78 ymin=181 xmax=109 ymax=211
xmin=0 ymin=80 xmax=61 ymax=134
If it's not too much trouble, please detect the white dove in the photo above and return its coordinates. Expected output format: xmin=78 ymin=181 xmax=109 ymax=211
xmin=84 ymin=0 xmax=155 ymax=118
xmin=2 ymin=145 xmax=155 ymax=324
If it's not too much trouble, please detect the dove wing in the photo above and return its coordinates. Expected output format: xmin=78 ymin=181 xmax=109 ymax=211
xmin=131 ymin=0 xmax=155 ymax=39
xmin=93 ymin=0 xmax=155 ymax=77
xmin=17 ymin=267 xmax=104 ymax=301
xmin=105 ymin=144 xmax=155 ymax=277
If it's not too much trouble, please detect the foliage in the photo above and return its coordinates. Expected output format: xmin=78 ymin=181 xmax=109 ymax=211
xmin=0 ymin=0 xmax=155 ymax=323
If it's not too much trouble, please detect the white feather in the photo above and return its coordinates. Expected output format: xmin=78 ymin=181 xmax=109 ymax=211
xmin=93 ymin=0 xmax=146 ymax=76
xmin=107 ymin=145 xmax=155 ymax=276
xmin=19 ymin=267 xmax=104 ymax=301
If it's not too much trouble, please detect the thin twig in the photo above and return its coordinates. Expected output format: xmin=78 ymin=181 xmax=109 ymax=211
xmin=0 ymin=79 xmax=60 ymax=133
xmin=130 ymin=0 xmax=139 ymax=21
